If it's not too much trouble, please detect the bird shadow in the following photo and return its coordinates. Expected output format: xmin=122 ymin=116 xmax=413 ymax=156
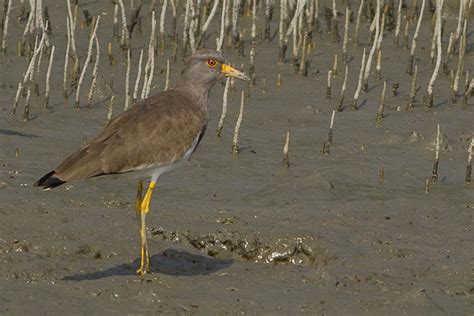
xmin=62 ymin=248 xmax=233 ymax=281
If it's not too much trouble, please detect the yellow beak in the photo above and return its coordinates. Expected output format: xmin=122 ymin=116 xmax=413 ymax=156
xmin=221 ymin=63 xmax=250 ymax=81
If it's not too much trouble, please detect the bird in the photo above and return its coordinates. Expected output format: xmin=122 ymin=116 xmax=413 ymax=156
xmin=35 ymin=49 xmax=249 ymax=276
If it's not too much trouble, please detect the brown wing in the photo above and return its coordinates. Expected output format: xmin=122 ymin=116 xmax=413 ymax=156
xmin=52 ymin=90 xmax=206 ymax=181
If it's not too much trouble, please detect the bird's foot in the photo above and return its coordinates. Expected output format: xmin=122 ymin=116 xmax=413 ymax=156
xmin=136 ymin=253 xmax=151 ymax=276
xmin=136 ymin=266 xmax=148 ymax=276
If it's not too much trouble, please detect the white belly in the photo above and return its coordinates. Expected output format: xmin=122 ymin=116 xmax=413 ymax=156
xmin=133 ymin=134 xmax=201 ymax=181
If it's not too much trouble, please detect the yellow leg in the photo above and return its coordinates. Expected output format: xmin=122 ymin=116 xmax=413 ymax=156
xmin=136 ymin=181 xmax=156 ymax=276
xmin=135 ymin=180 xmax=143 ymax=221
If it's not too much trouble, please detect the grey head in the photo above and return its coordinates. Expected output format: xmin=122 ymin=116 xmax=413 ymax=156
xmin=175 ymin=49 xmax=249 ymax=92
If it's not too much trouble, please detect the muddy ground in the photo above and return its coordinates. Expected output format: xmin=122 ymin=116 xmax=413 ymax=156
xmin=1 ymin=0 xmax=473 ymax=314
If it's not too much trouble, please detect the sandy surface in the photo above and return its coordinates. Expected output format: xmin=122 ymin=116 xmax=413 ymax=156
xmin=1 ymin=0 xmax=473 ymax=314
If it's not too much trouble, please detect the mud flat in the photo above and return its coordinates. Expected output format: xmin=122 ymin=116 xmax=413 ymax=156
xmin=0 ymin=0 xmax=473 ymax=314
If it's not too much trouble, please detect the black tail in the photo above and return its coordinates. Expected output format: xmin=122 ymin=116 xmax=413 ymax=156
xmin=34 ymin=171 xmax=66 ymax=190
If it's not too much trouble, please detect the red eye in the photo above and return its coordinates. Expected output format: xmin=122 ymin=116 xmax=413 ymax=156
xmin=206 ymin=59 xmax=217 ymax=67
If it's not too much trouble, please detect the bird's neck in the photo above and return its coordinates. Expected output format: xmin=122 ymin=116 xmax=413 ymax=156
xmin=174 ymin=79 xmax=212 ymax=110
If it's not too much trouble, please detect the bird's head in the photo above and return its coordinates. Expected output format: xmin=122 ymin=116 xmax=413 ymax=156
xmin=178 ymin=49 xmax=249 ymax=89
